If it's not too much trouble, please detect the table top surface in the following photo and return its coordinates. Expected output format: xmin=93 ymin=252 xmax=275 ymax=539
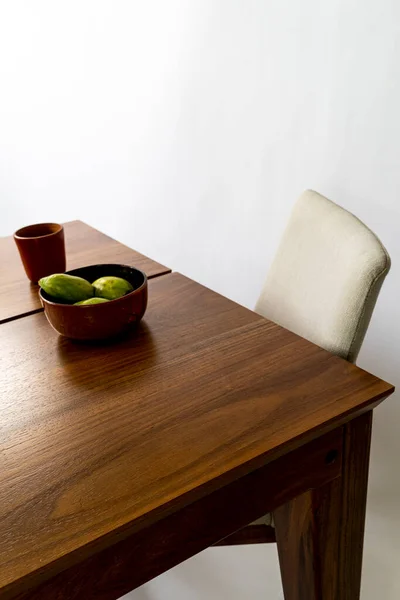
xmin=0 ymin=220 xmax=170 ymax=324
xmin=0 ymin=271 xmax=393 ymax=597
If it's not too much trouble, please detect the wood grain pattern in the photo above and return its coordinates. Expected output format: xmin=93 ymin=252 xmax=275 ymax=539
xmin=274 ymin=489 xmax=322 ymax=599
xmin=336 ymin=411 xmax=373 ymax=598
xmin=0 ymin=273 xmax=393 ymax=598
xmin=0 ymin=220 xmax=170 ymax=324
xmin=11 ymin=427 xmax=344 ymax=600
xmin=274 ymin=412 xmax=373 ymax=600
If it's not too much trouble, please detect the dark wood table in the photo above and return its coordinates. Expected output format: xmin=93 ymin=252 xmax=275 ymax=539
xmin=0 ymin=220 xmax=170 ymax=324
xmin=0 ymin=235 xmax=394 ymax=600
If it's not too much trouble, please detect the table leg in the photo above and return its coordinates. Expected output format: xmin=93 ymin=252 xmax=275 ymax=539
xmin=273 ymin=411 xmax=373 ymax=600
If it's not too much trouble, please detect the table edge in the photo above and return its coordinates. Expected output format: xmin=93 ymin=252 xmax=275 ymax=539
xmin=1 ymin=385 xmax=394 ymax=600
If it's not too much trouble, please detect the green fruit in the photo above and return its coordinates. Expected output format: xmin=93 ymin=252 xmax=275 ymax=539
xmin=74 ymin=297 xmax=110 ymax=306
xmin=39 ymin=273 xmax=94 ymax=303
xmin=92 ymin=276 xmax=134 ymax=300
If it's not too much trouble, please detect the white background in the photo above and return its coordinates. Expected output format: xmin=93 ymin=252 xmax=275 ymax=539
xmin=1 ymin=2 xmax=400 ymax=598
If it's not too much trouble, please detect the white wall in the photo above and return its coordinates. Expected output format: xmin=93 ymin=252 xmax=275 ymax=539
xmin=1 ymin=1 xmax=400 ymax=597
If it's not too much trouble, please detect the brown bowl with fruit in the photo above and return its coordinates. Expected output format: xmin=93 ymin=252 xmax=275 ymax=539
xmin=39 ymin=264 xmax=148 ymax=340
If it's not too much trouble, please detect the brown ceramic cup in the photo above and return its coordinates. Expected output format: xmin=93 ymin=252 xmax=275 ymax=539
xmin=14 ymin=223 xmax=66 ymax=283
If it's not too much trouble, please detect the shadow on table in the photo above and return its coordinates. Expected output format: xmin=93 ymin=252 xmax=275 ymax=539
xmin=55 ymin=321 xmax=159 ymax=392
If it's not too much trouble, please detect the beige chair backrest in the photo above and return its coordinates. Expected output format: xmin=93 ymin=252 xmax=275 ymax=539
xmin=256 ymin=190 xmax=390 ymax=363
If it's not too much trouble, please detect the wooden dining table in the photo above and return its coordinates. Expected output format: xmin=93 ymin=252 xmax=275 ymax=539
xmin=0 ymin=222 xmax=394 ymax=600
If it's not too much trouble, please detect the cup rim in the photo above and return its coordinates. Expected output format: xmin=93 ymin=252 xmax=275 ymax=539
xmin=14 ymin=223 xmax=63 ymax=240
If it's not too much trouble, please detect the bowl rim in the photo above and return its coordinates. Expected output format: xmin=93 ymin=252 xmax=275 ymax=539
xmin=39 ymin=264 xmax=148 ymax=308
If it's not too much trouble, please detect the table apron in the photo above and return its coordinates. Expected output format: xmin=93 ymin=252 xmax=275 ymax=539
xmin=8 ymin=426 xmax=344 ymax=600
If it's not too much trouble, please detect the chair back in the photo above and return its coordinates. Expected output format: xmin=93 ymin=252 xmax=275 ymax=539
xmin=255 ymin=190 xmax=390 ymax=362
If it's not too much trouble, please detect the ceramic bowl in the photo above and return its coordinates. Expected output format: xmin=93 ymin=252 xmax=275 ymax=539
xmin=40 ymin=264 xmax=147 ymax=340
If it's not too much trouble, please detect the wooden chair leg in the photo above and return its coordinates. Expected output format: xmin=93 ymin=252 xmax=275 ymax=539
xmin=274 ymin=411 xmax=373 ymax=600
